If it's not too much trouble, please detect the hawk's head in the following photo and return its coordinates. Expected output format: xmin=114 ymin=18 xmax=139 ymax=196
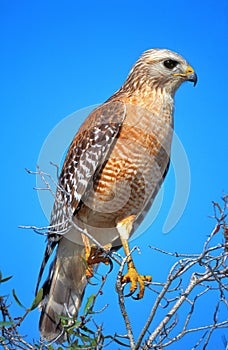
xmin=125 ymin=48 xmax=197 ymax=95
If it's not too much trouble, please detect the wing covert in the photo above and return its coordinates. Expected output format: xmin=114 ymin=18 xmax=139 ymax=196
xmin=50 ymin=100 xmax=126 ymax=234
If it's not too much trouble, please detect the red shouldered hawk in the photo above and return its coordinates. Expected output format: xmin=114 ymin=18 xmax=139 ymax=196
xmin=36 ymin=48 xmax=197 ymax=342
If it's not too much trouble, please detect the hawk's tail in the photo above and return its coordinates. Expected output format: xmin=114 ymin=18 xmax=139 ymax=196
xmin=39 ymin=237 xmax=87 ymax=342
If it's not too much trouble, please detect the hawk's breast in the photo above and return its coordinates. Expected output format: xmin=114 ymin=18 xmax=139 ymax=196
xmin=80 ymin=101 xmax=173 ymax=226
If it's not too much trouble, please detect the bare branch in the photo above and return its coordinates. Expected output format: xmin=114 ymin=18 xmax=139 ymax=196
xmin=17 ymin=168 xmax=228 ymax=348
xmin=116 ymin=249 xmax=138 ymax=349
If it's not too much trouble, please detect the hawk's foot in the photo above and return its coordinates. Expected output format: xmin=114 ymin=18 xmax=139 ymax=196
xmin=121 ymin=266 xmax=152 ymax=299
xmin=86 ymin=244 xmax=113 ymax=278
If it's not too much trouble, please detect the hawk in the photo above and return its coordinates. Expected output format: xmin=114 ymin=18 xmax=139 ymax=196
xmin=36 ymin=48 xmax=197 ymax=342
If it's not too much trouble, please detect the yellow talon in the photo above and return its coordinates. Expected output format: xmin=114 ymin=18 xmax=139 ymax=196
xmin=122 ymin=266 xmax=152 ymax=299
xmin=81 ymin=233 xmax=112 ymax=278
xmin=87 ymin=246 xmax=110 ymax=265
xmin=117 ymin=215 xmax=152 ymax=298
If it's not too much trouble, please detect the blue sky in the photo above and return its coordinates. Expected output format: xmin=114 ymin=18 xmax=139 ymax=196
xmin=1 ymin=0 xmax=228 ymax=348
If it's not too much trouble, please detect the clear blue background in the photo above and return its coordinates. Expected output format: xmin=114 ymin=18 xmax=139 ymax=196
xmin=1 ymin=1 xmax=228 ymax=348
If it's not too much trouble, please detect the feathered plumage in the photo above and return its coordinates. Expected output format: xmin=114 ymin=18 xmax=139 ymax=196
xmin=37 ymin=48 xmax=197 ymax=342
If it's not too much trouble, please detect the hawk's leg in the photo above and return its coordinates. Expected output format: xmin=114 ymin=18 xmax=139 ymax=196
xmin=117 ymin=215 xmax=152 ymax=299
xmin=81 ymin=234 xmax=112 ymax=278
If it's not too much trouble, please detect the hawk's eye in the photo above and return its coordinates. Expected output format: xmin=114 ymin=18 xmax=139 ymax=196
xmin=164 ymin=59 xmax=178 ymax=69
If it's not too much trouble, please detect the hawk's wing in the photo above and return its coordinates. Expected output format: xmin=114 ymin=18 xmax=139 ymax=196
xmin=36 ymin=100 xmax=126 ymax=293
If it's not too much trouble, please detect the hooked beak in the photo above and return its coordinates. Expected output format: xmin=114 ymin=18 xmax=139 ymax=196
xmin=173 ymin=65 xmax=198 ymax=86
xmin=185 ymin=65 xmax=198 ymax=86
